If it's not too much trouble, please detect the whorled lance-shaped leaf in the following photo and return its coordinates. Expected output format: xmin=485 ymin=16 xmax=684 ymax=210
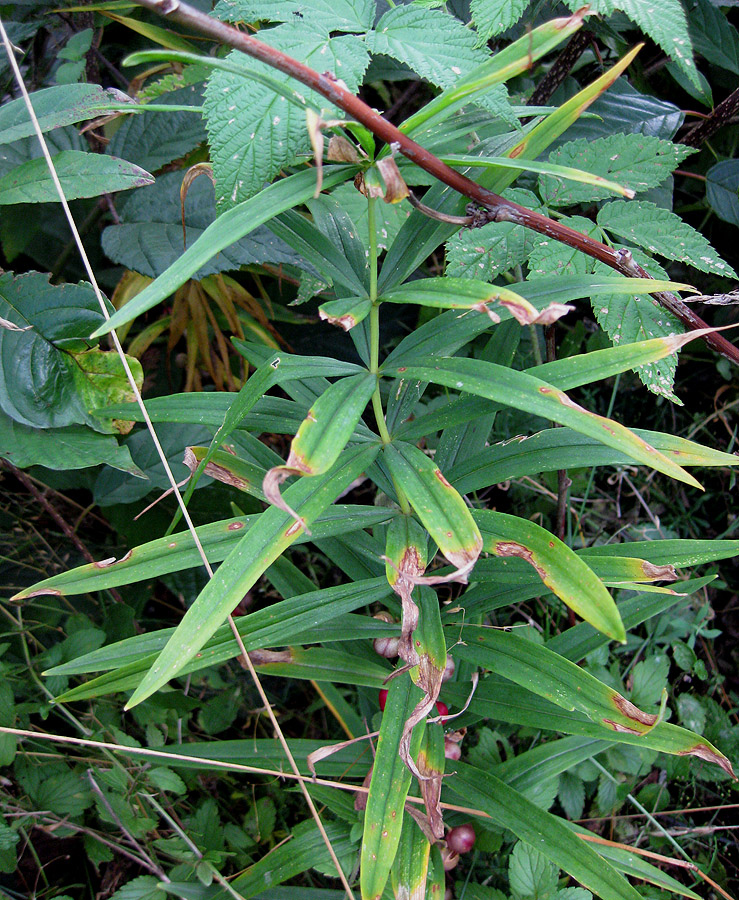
xmin=12 ymin=505 xmax=395 ymax=601
xmin=263 ymin=372 xmax=377 ymax=528
xmin=379 ymin=277 xmax=573 ymax=326
xmin=454 ymin=627 xmax=735 ymax=777
xmin=383 ymin=442 xmax=483 ymax=578
xmin=362 ymin=675 xmax=425 ymax=900
xmin=391 ymin=812 xmax=433 ymax=900
xmin=183 ymin=446 xmax=266 ymax=500
xmin=126 ymin=443 xmax=379 ymax=708
xmin=449 ymin=762 xmax=644 ymax=900
xmin=381 ymin=359 xmax=701 ymax=490
xmin=473 ymin=510 xmax=626 ymax=642
xmin=318 ymin=296 xmax=373 ymax=331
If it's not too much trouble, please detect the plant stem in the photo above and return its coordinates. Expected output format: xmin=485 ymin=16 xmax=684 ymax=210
xmin=368 ymin=196 xmax=390 ymax=443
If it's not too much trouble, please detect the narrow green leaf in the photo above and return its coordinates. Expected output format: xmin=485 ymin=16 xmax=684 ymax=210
xmin=449 ymin=762 xmax=643 ymax=900
xmin=125 ymin=444 xmax=379 ymax=707
xmin=445 ymin=427 xmax=737 ymax=495
xmin=90 ymin=165 xmax=356 ymax=337
xmin=473 ymin=510 xmax=625 ymax=641
xmin=0 ymin=84 xmax=138 ymax=146
xmin=285 ymin=373 xmax=377 ymax=476
xmin=381 ymin=358 xmax=701 ymax=489
xmin=362 ymin=675 xmax=424 ymax=900
xmin=0 ymin=151 xmax=153 ymax=204
xmin=383 ymin=442 xmax=483 ymax=572
xmin=454 ymin=627 xmax=735 ymax=776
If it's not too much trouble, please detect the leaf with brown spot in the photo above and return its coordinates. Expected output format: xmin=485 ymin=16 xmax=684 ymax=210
xmin=475 ymin=510 xmax=626 ymax=642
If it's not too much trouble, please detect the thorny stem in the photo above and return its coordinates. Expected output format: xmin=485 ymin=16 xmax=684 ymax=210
xmin=133 ymin=0 xmax=739 ymax=364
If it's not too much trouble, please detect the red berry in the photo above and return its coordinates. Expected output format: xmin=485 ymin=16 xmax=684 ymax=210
xmin=379 ymin=688 xmax=388 ymax=711
xmin=435 ymin=700 xmax=449 ymax=718
xmin=446 ymin=824 xmax=476 ymax=854
xmin=373 ymin=636 xmax=400 ymax=659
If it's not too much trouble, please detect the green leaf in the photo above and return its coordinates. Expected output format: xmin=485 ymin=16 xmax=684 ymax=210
xmin=107 ymin=84 xmax=206 ymax=172
xmin=685 ymin=0 xmax=739 ymax=76
xmin=591 ymin=252 xmax=684 ymax=402
xmin=0 ymin=272 xmax=141 ymax=431
xmin=383 ymin=442 xmax=483 ymax=572
xmin=567 ymin=0 xmax=698 ymax=86
xmin=103 ymin=170 xmax=302 ymax=279
xmin=445 ymin=188 xmax=539 ymax=281
xmin=528 ymin=215 xmax=599 ymax=278
xmin=362 ymin=675 xmax=424 ymax=900
xmin=597 ymin=200 xmax=737 ymax=278
xmin=381 ymin=358 xmax=701 ymax=489
xmin=367 ymin=6 xmax=487 ymax=91
xmin=0 ymin=84 xmax=138 ymax=146
xmin=282 ymin=373 xmax=377 ymax=475
xmin=449 ymin=762 xmax=642 ymax=900
xmin=509 ymin=841 xmax=558 ymax=899
xmin=442 ymin=426 xmax=737 ymax=495
xmin=126 ymin=444 xmax=379 ymax=707
xmin=108 ymin=875 xmax=163 ymax=900
xmin=474 ymin=510 xmax=625 ymax=641
xmin=216 ymin=0 xmax=375 ymax=32
xmin=0 ymin=151 xmax=152 ymax=205
xmin=91 ymin=165 xmax=356 ymax=337
xmin=539 ymin=134 xmax=693 ymax=207
xmin=471 ymin=0 xmax=530 ymax=42
xmin=0 ymin=409 xmax=143 ymax=475
xmin=17 ymin=507 xmax=394 ymax=601
xmin=706 ymin=160 xmax=739 ymax=227
xmin=454 ymin=627 xmax=735 ymax=776
xmin=204 ymin=25 xmax=368 ymax=206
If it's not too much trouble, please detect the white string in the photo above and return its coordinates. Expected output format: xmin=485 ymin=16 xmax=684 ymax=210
xmin=0 ymin=21 xmax=356 ymax=897
xmin=0 ymin=17 xmax=215 ymax=579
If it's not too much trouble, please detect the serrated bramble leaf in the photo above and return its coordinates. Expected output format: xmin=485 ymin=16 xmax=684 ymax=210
xmin=566 ymin=0 xmax=698 ymax=87
xmin=215 ymin=0 xmax=374 ymax=31
xmin=204 ymin=24 xmax=368 ymax=206
xmin=367 ymin=6 xmax=488 ymax=90
xmin=528 ymin=215 xmax=600 ymax=277
xmin=597 ymin=200 xmax=737 ymax=278
xmin=591 ymin=252 xmax=684 ymax=402
xmin=445 ymin=188 xmax=540 ymax=281
xmin=540 ymin=134 xmax=694 ymax=207
xmin=471 ymin=0 xmax=530 ymax=43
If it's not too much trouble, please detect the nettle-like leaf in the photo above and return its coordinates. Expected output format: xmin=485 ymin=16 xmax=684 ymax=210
xmin=470 ymin=0 xmax=531 ymax=43
xmin=366 ymin=0 xmax=516 ymax=124
xmin=597 ymin=200 xmax=737 ymax=278
xmin=445 ymin=188 xmax=541 ymax=280
xmin=215 ymin=0 xmax=375 ymax=32
xmin=539 ymin=134 xmax=694 ymax=207
xmin=102 ymin=171 xmax=301 ymax=279
xmin=565 ymin=0 xmax=699 ymax=87
xmin=527 ymin=215 xmax=600 ymax=278
xmin=204 ymin=23 xmax=369 ymax=207
xmin=367 ymin=6 xmax=488 ymax=88
xmin=592 ymin=250 xmax=684 ymax=402
xmin=0 ymin=272 xmax=142 ymax=433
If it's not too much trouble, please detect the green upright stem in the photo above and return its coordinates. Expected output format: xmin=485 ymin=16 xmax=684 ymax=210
xmin=367 ymin=197 xmax=410 ymax=514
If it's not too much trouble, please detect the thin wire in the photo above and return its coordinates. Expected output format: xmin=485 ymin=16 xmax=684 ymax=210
xmin=0 ymin=20 xmax=354 ymax=898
